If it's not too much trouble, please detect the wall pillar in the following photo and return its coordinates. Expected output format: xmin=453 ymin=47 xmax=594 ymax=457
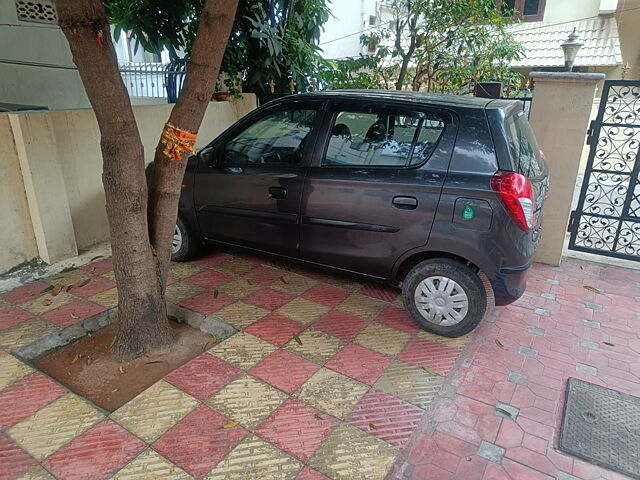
xmin=528 ymin=72 xmax=605 ymax=266
xmin=9 ymin=113 xmax=78 ymax=264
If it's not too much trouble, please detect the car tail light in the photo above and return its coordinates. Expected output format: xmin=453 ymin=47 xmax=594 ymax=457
xmin=491 ymin=171 xmax=536 ymax=231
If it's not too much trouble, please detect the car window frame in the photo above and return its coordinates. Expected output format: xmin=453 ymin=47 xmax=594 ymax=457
xmin=318 ymin=102 xmax=451 ymax=169
xmin=199 ymin=99 xmax=326 ymax=170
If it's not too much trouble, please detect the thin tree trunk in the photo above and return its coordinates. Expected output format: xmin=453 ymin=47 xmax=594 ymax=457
xmin=395 ymin=15 xmax=418 ymax=91
xmin=57 ymin=0 xmax=174 ymax=361
xmin=148 ymin=0 xmax=239 ymax=289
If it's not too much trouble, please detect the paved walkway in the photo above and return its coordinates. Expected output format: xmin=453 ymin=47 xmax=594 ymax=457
xmin=0 ymin=251 xmax=638 ymax=480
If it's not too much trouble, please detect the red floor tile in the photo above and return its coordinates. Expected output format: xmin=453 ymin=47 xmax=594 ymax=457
xmin=243 ymin=265 xmax=285 ymax=285
xmin=243 ymin=288 xmax=294 ymax=311
xmin=0 ymin=281 xmax=48 ymax=305
xmin=180 ymin=292 xmax=235 ymax=315
xmin=295 ymin=466 xmax=330 ymax=480
xmin=164 ymin=353 xmax=241 ymax=401
xmin=301 ymin=284 xmax=349 ymax=307
xmin=68 ymin=276 xmax=116 ymax=297
xmin=41 ymin=299 xmax=106 ymax=327
xmin=0 ymin=372 xmax=67 ymax=430
xmin=325 ymin=344 xmax=391 ymax=385
xmin=80 ymin=258 xmax=113 ymax=275
xmin=375 ymin=306 xmax=421 ymax=334
xmin=245 ymin=313 xmax=305 ymax=346
xmin=359 ymin=283 xmax=401 ymax=303
xmin=42 ymin=419 xmax=145 ymax=480
xmin=184 ymin=270 xmax=231 ymax=289
xmin=255 ymin=398 xmax=340 ymax=462
xmin=312 ymin=310 xmax=368 ymax=341
xmin=248 ymin=349 xmax=320 ymax=394
xmin=397 ymin=337 xmax=461 ymax=375
xmin=0 ymin=307 xmax=33 ymax=330
xmin=153 ymin=405 xmax=248 ymax=479
xmin=345 ymin=389 xmax=424 ymax=448
xmin=0 ymin=433 xmax=36 ymax=480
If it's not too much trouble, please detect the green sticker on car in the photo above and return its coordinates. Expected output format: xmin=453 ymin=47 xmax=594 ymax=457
xmin=463 ymin=205 xmax=475 ymax=220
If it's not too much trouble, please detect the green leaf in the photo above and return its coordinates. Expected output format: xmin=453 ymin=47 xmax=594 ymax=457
xmin=213 ymin=288 xmax=219 ymax=298
xmin=222 ymin=421 xmax=239 ymax=429
xmin=90 ymin=255 xmax=104 ymax=262
xmin=603 ymin=341 xmax=615 ymax=347
xmin=145 ymin=360 xmax=164 ymax=366
xmin=112 ymin=388 xmax=119 ymax=393
xmin=293 ymin=334 xmax=302 ymax=345
xmin=109 ymin=336 xmax=117 ymax=348
xmin=583 ymin=285 xmax=603 ymax=294
xmin=495 ymin=339 xmax=505 ymax=349
xmin=421 ymin=366 xmax=439 ymax=376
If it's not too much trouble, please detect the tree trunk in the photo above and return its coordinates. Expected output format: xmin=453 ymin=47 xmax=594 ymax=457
xmin=57 ymin=0 xmax=174 ymax=361
xmin=148 ymin=0 xmax=239 ymax=286
xmin=394 ymin=15 xmax=418 ymax=91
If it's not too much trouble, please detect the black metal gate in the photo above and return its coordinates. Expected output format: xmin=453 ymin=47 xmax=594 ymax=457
xmin=568 ymin=80 xmax=640 ymax=260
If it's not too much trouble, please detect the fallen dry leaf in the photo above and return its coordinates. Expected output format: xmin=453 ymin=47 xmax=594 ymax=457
xmin=71 ymin=354 xmax=81 ymax=365
xmin=111 ymin=388 xmax=119 ymax=393
xmin=42 ymin=299 xmax=53 ymax=306
xmin=118 ymin=366 xmax=126 ymax=374
xmin=369 ymin=423 xmax=377 ymax=430
xmin=495 ymin=339 xmax=505 ymax=349
xmin=421 ymin=366 xmax=439 ymax=376
xmin=70 ymin=313 xmax=79 ymax=319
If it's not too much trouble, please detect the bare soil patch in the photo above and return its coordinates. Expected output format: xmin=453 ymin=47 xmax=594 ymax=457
xmin=37 ymin=321 xmax=216 ymax=411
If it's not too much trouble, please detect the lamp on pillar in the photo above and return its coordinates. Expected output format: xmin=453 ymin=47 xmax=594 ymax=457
xmin=561 ymin=28 xmax=583 ymax=72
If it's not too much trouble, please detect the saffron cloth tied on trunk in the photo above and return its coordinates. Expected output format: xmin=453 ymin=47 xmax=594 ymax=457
xmin=160 ymin=123 xmax=197 ymax=162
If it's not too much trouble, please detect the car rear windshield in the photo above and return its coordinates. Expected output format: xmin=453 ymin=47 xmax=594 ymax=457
xmin=505 ymin=112 xmax=545 ymax=178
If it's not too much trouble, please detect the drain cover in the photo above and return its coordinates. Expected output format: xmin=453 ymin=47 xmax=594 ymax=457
xmin=559 ymin=378 xmax=640 ymax=479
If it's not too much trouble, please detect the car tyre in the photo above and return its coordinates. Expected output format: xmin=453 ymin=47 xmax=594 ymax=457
xmin=403 ymin=258 xmax=487 ymax=337
xmin=171 ymin=217 xmax=198 ymax=262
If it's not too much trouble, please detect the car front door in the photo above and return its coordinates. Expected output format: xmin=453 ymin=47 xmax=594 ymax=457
xmin=300 ymin=101 xmax=458 ymax=278
xmin=194 ymin=101 xmax=321 ymax=257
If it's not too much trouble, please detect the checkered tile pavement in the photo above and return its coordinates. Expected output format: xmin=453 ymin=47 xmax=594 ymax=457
xmin=0 ymin=252 xmax=639 ymax=479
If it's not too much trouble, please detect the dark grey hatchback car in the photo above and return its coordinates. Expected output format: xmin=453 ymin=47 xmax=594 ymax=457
xmin=165 ymin=90 xmax=548 ymax=337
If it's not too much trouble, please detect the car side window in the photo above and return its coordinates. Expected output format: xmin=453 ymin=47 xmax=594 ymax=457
xmin=324 ymin=110 xmax=446 ymax=167
xmin=224 ymin=107 xmax=316 ymax=166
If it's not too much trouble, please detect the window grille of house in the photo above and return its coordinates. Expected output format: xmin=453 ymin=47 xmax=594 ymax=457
xmin=369 ymin=15 xmax=377 ymax=26
xmin=15 ymin=0 xmax=57 ymax=24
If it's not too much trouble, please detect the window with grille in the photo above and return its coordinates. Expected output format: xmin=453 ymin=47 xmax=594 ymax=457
xmin=15 ymin=0 xmax=57 ymax=24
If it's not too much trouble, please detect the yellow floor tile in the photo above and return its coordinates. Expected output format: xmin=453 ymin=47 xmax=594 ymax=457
xmin=0 ymin=318 xmax=59 ymax=351
xmin=15 ymin=466 xmax=55 ymax=480
xmin=217 ymin=279 xmax=261 ymax=299
xmin=207 ymin=375 xmax=286 ymax=429
xmin=276 ymin=298 xmax=330 ymax=325
xmin=110 ymin=380 xmax=198 ymax=443
xmin=354 ymin=323 xmax=410 ymax=357
xmin=374 ymin=360 xmax=443 ymax=409
xmin=214 ymin=302 xmax=268 ymax=330
xmin=323 ymin=277 xmax=363 ymax=292
xmin=7 ymin=393 xmax=103 ymax=461
xmin=102 ymin=271 xmax=116 ymax=281
xmin=111 ymin=448 xmax=193 ymax=480
xmin=20 ymin=292 xmax=74 ymax=315
xmin=0 ymin=354 xmax=33 ymax=390
xmin=88 ymin=287 xmax=119 ymax=308
xmin=294 ymin=368 xmax=368 ymax=419
xmin=269 ymin=274 xmax=316 ymax=295
xmin=165 ymin=282 xmax=205 ymax=304
xmin=309 ymin=423 xmax=399 ymax=480
xmin=215 ymin=258 xmax=256 ymax=276
xmin=170 ymin=262 xmax=205 ymax=279
xmin=337 ymin=294 xmax=386 ymax=320
xmin=209 ymin=332 xmax=277 ymax=370
xmin=48 ymin=269 xmax=92 ymax=287
xmin=417 ymin=330 xmax=472 ymax=349
xmin=204 ymin=435 xmax=301 ymax=480
xmin=284 ymin=329 xmax=344 ymax=364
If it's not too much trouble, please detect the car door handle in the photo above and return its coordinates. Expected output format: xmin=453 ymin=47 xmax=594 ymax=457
xmin=392 ymin=196 xmax=418 ymax=209
xmin=269 ymin=187 xmax=287 ymax=199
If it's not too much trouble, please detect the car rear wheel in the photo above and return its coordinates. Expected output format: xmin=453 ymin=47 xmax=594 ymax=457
xmin=171 ymin=217 xmax=198 ymax=262
xmin=403 ymin=258 xmax=487 ymax=337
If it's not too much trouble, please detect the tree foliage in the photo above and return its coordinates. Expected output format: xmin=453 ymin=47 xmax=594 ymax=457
xmin=320 ymin=0 xmax=523 ymax=93
xmin=104 ymin=0 xmax=330 ymax=99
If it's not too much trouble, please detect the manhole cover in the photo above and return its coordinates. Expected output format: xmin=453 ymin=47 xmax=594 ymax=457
xmin=560 ymin=377 xmax=640 ymax=479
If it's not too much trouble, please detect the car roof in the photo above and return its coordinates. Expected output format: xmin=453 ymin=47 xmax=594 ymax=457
xmin=288 ymin=89 xmax=518 ymax=111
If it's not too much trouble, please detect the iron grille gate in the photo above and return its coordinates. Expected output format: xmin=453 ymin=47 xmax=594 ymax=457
xmin=568 ymin=80 xmax=640 ymax=260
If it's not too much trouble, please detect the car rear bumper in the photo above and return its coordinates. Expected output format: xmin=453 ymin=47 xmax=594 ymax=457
xmin=489 ymin=262 xmax=532 ymax=306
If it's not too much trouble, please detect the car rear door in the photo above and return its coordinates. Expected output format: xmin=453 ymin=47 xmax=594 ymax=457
xmin=193 ymin=100 xmax=322 ymax=257
xmin=299 ymin=100 xmax=458 ymax=278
